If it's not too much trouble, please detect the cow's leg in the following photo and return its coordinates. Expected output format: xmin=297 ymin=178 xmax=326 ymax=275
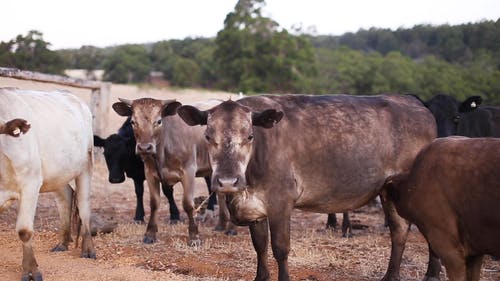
xmin=422 ymin=244 xmax=442 ymax=281
xmin=325 ymin=213 xmax=338 ymax=230
xmin=132 ymin=179 xmax=145 ymax=223
xmin=181 ymin=171 xmax=200 ymax=246
xmin=204 ymin=176 xmax=217 ymax=210
xmin=17 ymin=182 xmax=42 ymax=281
xmin=161 ymin=183 xmax=180 ymax=223
xmin=269 ymin=211 xmax=292 ymax=281
xmin=466 ymin=255 xmax=483 ymax=281
xmin=341 ymin=212 xmax=352 ymax=238
xmin=250 ymin=219 xmax=270 ymax=281
xmin=438 ymin=252 xmax=466 ymax=281
xmin=75 ymin=168 xmax=96 ymax=259
xmin=380 ymin=189 xmax=410 ymax=281
xmin=144 ymin=168 xmax=161 ymax=244
xmin=51 ymin=185 xmax=74 ymax=252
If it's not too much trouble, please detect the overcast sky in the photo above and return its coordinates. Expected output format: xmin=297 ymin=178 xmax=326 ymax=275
xmin=2 ymin=0 xmax=499 ymax=50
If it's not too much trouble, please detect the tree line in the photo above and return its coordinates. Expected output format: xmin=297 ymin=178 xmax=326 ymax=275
xmin=0 ymin=0 xmax=499 ymax=104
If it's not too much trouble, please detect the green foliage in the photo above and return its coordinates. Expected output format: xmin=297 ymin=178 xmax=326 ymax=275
xmin=172 ymin=57 xmax=201 ymax=87
xmin=59 ymin=45 xmax=105 ymax=71
xmin=3 ymin=17 xmax=499 ymax=105
xmin=214 ymin=0 xmax=317 ymax=93
xmin=102 ymin=45 xmax=152 ymax=83
xmin=0 ymin=30 xmax=64 ymax=74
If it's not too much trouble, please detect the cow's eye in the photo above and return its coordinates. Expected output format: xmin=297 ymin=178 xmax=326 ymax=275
xmin=130 ymin=120 xmax=136 ymax=126
xmin=248 ymin=134 xmax=254 ymax=141
xmin=155 ymin=119 xmax=162 ymax=126
xmin=205 ymin=134 xmax=210 ymax=142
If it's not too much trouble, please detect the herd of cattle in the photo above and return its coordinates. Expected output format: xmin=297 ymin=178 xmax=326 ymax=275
xmin=0 ymin=87 xmax=498 ymax=281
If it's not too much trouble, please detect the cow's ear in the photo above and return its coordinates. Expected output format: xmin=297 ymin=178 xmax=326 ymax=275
xmin=113 ymin=102 xmax=133 ymax=116
xmin=252 ymin=109 xmax=284 ymax=128
xmin=161 ymin=101 xmax=182 ymax=117
xmin=93 ymin=135 xmax=105 ymax=147
xmin=1 ymin=118 xmax=31 ymax=137
xmin=177 ymin=105 xmax=208 ymax=126
xmin=459 ymin=96 xmax=483 ymax=112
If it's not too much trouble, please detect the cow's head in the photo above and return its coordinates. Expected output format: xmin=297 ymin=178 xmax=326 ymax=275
xmin=112 ymin=98 xmax=181 ymax=156
xmin=177 ymin=99 xmax=283 ymax=193
xmin=425 ymin=94 xmax=482 ymax=137
xmin=94 ymin=134 xmax=132 ymax=183
xmin=0 ymin=118 xmax=31 ymax=137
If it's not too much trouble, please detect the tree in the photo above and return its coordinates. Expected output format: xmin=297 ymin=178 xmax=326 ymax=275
xmin=103 ymin=45 xmax=151 ymax=83
xmin=214 ymin=0 xmax=316 ymax=93
xmin=0 ymin=30 xmax=64 ymax=74
xmin=172 ymin=57 xmax=201 ymax=87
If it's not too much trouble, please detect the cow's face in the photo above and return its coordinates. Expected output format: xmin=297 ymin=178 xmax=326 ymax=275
xmin=178 ymin=100 xmax=283 ymax=193
xmin=112 ymin=98 xmax=181 ymax=156
xmin=94 ymin=134 xmax=129 ymax=183
xmin=425 ymin=95 xmax=482 ymax=137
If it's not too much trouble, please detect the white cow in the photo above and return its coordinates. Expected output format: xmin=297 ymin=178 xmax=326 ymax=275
xmin=0 ymin=88 xmax=96 ymax=281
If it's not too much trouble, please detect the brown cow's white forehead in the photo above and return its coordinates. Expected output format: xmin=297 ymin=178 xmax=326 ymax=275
xmin=207 ymin=101 xmax=252 ymax=140
xmin=131 ymin=99 xmax=164 ymax=121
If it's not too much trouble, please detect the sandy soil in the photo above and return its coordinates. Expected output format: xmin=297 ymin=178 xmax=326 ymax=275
xmin=0 ymin=78 xmax=499 ymax=281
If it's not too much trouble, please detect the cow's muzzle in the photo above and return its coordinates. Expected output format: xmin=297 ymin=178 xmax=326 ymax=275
xmin=136 ymin=142 xmax=156 ymax=155
xmin=212 ymin=175 xmax=246 ymax=193
xmin=109 ymin=175 xmax=125 ymax=183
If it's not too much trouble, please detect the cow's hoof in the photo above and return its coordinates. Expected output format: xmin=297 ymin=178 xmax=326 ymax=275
xmin=143 ymin=236 xmax=156 ymax=244
xmin=224 ymin=229 xmax=238 ymax=236
xmin=21 ymin=271 xmax=43 ymax=281
xmin=51 ymin=243 xmax=68 ymax=252
xmin=422 ymin=276 xmax=440 ymax=281
xmin=133 ymin=219 xmax=145 ymax=224
xmin=214 ymin=224 xmax=225 ymax=232
xmin=188 ymin=238 xmax=202 ymax=247
xmin=342 ymin=232 xmax=353 ymax=238
xmin=169 ymin=219 xmax=180 ymax=225
xmin=81 ymin=251 xmax=97 ymax=259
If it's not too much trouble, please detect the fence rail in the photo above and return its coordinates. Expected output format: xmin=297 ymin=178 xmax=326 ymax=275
xmin=0 ymin=67 xmax=110 ymax=136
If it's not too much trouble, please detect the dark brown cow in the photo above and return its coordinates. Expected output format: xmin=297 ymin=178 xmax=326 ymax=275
xmin=386 ymin=137 xmax=500 ymax=281
xmin=113 ymin=98 xmax=235 ymax=246
xmin=177 ymin=94 xmax=436 ymax=281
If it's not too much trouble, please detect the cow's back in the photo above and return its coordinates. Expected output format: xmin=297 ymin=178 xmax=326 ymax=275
xmin=0 ymin=88 xmax=93 ymax=192
xmin=240 ymin=94 xmax=436 ymax=212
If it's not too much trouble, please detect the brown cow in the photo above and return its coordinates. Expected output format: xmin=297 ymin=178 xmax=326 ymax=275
xmin=385 ymin=137 xmax=500 ymax=281
xmin=112 ymin=98 xmax=235 ymax=246
xmin=177 ymin=94 xmax=436 ymax=281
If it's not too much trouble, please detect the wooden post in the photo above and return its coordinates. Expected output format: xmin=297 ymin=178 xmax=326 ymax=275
xmin=90 ymin=82 xmax=111 ymax=137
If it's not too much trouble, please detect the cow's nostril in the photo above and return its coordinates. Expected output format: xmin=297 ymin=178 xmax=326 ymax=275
xmin=217 ymin=177 xmax=238 ymax=188
xmin=137 ymin=143 xmax=155 ymax=154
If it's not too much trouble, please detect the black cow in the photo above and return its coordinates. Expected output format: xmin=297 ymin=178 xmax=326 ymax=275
xmin=94 ymin=117 xmax=218 ymax=223
xmin=423 ymin=94 xmax=500 ymax=137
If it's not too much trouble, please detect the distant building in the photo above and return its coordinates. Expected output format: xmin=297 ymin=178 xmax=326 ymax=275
xmin=148 ymin=71 xmax=170 ymax=87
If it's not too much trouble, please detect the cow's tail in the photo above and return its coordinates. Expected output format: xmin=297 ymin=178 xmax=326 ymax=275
xmin=70 ymin=185 xmax=82 ymax=248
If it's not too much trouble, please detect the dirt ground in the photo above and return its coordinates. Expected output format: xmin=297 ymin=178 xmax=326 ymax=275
xmin=1 ymin=78 xmax=499 ymax=281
